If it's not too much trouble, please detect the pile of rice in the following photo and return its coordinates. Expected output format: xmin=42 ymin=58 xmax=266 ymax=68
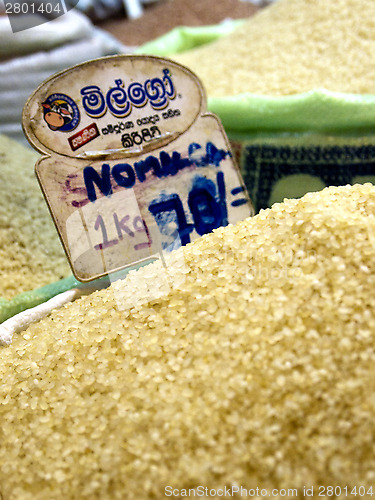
xmin=0 ymin=134 xmax=70 ymax=299
xmin=173 ymin=0 xmax=375 ymax=96
xmin=1 ymin=184 xmax=375 ymax=499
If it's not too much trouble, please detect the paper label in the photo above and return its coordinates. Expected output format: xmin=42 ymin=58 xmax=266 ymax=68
xmin=23 ymin=55 xmax=253 ymax=281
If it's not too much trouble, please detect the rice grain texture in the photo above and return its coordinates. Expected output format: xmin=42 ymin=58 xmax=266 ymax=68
xmin=173 ymin=0 xmax=375 ymax=97
xmin=0 ymin=134 xmax=70 ymax=299
xmin=1 ymin=184 xmax=375 ymax=499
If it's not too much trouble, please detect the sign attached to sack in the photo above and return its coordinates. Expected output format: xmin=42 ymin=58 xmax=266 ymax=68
xmin=23 ymin=55 xmax=253 ymax=281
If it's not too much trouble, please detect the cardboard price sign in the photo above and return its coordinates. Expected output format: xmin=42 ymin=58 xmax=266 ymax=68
xmin=23 ymin=55 xmax=253 ymax=281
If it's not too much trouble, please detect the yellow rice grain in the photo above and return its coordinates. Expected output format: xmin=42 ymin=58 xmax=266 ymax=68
xmin=173 ymin=0 xmax=375 ymax=97
xmin=1 ymin=184 xmax=375 ymax=499
xmin=0 ymin=134 xmax=70 ymax=299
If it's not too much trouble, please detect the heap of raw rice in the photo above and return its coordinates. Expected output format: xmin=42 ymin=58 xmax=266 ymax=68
xmin=173 ymin=0 xmax=375 ymax=96
xmin=1 ymin=183 xmax=375 ymax=499
xmin=0 ymin=134 xmax=70 ymax=299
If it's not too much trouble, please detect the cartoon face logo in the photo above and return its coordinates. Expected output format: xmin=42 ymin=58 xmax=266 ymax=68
xmin=42 ymin=94 xmax=80 ymax=132
xmin=42 ymin=100 xmax=73 ymax=130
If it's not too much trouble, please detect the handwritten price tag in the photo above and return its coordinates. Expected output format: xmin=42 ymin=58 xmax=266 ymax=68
xmin=23 ymin=55 xmax=253 ymax=281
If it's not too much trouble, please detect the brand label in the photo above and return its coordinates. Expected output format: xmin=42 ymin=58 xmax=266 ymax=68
xmin=23 ymin=55 xmax=202 ymax=159
xmin=23 ymin=55 xmax=253 ymax=281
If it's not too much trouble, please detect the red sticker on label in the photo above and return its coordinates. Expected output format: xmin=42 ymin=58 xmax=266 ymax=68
xmin=68 ymin=123 xmax=99 ymax=151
